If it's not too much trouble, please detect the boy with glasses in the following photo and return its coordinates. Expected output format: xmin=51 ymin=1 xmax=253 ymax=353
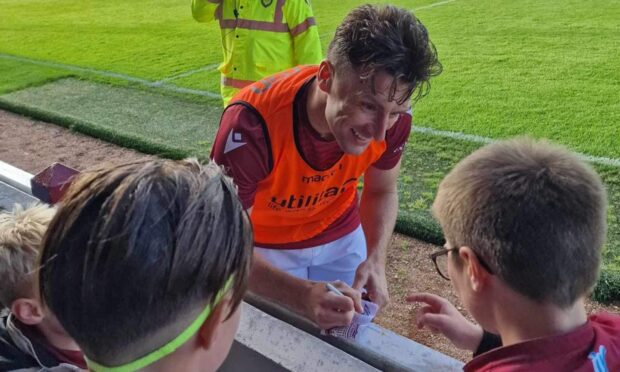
xmin=38 ymin=159 xmax=252 ymax=371
xmin=408 ymin=138 xmax=619 ymax=371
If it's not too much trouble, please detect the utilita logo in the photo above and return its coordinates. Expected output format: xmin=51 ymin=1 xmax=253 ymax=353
xmin=268 ymin=177 xmax=357 ymax=211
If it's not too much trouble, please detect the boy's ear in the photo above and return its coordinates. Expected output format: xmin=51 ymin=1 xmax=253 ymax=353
xmin=11 ymin=298 xmax=45 ymax=325
xmin=459 ymin=247 xmax=491 ymax=292
xmin=196 ymin=298 xmax=232 ymax=350
xmin=317 ymin=60 xmax=334 ymax=93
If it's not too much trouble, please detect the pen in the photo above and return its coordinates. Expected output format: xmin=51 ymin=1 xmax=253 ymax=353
xmin=325 ymin=282 xmax=344 ymax=296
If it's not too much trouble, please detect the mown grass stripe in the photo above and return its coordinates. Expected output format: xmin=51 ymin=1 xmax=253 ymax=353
xmin=413 ymin=126 xmax=620 ymax=168
xmin=0 ymin=53 xmax=156 ymax=85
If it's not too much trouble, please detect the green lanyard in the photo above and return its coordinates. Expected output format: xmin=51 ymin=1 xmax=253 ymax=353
xmin=86 ymin=276 xmax=234 ymax=372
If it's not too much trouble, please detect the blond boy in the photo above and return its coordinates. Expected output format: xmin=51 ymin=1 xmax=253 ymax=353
xmin=0 ymin=204 xmax=85 ymax=371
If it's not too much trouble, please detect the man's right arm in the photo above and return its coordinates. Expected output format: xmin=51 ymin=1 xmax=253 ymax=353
xmin=248 ymin=244 xmax=363 ymax=330
xmin=191 ymin=0 xmax=220 ymax=23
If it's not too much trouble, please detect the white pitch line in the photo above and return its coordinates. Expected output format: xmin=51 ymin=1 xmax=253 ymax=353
xmin=153 ymin=63 xmax=219 ymax=85
xmin=413 ymin=126 xmax=620 ymax=167
xmin=413 ymin=126 xmax=493 ymax=144
xmin=319 ymin=0 xmax=457 ymax=40
xmin=0 ymin=53 xmax=221 ymax=99
xmin=414 ymin=0 xmax=457 ymax=11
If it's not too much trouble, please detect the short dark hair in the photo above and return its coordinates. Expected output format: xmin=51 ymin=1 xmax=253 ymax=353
xmin=39 ymin=159 xmax=252 ymax=363
xmin=433 ymin=138 xmax=607 ymax=307
xmin=327 ymin=4 xmax=442 ymax=104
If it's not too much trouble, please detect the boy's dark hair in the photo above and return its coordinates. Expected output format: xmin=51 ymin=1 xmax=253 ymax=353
xmin=39 ymin=159 xmax=252 ymax=363
xmin=327 ymin=4 xmax=442 ymax=104
xmin=433 ymin=138 xmax=607 ymax=307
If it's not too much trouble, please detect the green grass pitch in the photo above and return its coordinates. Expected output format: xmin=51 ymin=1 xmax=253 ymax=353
xmin=0 ymin=0 xmax=619 ymax=301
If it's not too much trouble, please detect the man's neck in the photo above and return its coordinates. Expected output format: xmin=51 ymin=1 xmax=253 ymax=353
xmin=305 ymin=79 xmax=332 ymax=139
xmin=492 ymin=295 xmax=588 ymax=347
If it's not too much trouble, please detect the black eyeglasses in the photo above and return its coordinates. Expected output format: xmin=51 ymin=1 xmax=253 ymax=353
xmin=430 ymin=245 xmax=494 ymax=281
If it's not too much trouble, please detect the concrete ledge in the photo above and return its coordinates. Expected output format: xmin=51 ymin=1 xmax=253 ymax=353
xmin=356 ymin=324 xmax=464 ymax=371
xmin=223 ymin=303 xmax=380 ymax=372
xmin=0 ymin=160 xmax=32 ymax=194
xmin=0 ymin=180 xmax=37 ymax=210
xmin=246 ymin=293 xmax=463 ymax=371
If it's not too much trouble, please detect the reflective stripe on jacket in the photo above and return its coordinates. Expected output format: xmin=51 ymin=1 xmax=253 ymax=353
xmin=192 ymin=0 xmax=323 ymax=105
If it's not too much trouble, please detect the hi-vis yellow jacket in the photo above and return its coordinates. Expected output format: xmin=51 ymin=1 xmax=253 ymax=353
xmin=192 ymin=0 xmax=323 ymax=106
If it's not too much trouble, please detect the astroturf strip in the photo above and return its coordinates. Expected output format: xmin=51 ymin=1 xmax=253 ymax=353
xmin=0 ymin=78 xmax=221 ymax=156
xmin=0 ymin=53 xmax=221 ymax=99
xmin=0 ymin=99 xmax=191 ymax=160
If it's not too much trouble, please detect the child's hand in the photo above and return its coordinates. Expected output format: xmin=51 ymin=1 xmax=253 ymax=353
xmin=407 ymin=292 xmax=483 ymax=352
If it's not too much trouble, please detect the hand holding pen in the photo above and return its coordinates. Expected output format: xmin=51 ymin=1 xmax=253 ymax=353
xmin=325 ymin=281 xmax=363 ymax=312
xmin=305 ymin=280 xmax=363 ymax=330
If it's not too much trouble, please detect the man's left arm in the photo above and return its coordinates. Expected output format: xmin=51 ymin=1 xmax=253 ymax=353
xmin=353 ymin=161 xmax=401 ymax=309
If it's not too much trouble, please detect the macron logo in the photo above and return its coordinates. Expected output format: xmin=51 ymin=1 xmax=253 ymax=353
xmin=224 ymin=130 xmax=246 ymax=154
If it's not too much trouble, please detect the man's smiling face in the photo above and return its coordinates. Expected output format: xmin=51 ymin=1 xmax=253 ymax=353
xmin=321 ymin=65 xmax=411 ymax=155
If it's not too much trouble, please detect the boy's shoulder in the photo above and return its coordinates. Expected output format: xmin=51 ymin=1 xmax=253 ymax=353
xmin=590 ymin=311 xmax=620 ymax=347
xmin=0 ymin=312 xmax=81 ymax=371
xmin=465 ymin=311 xmax=620 ymax=372
xmin=0 ymin=311 xmax=40 ymax=371
xmin=590 ymin=311 xmax=620 ymax=328
xmin=590 ymin=311 xmax=620 ymax=363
